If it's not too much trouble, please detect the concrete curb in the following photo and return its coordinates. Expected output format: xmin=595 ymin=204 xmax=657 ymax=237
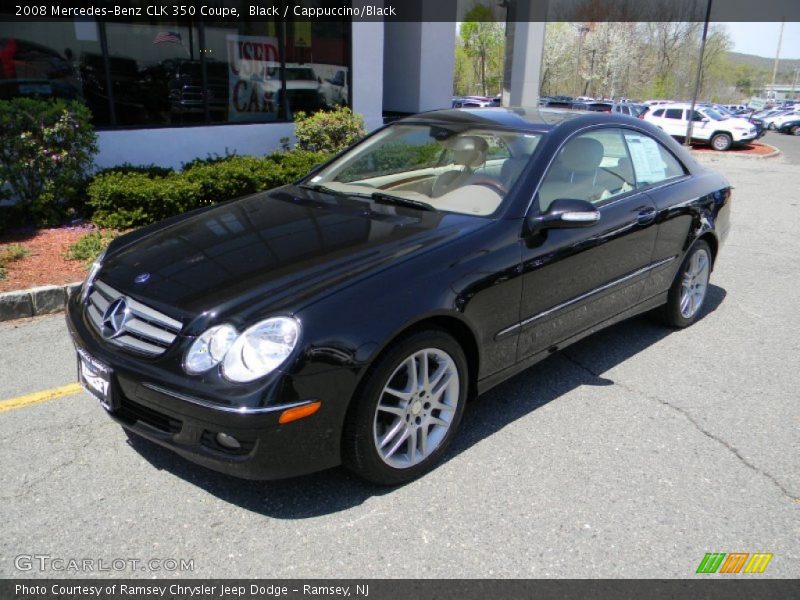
xmin=0 ymin=282 xmax=82 ymax=322
xmin=691 ymin=142 xmax=781 ymax=160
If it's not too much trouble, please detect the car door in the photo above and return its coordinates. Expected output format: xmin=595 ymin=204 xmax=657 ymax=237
xmin=661 ymin=107 xmax=687 ymax=138
xmin=513 ymin=127 xmax=659 ymax=360
xmin=688 ymin=109 xmax=712 ymax=140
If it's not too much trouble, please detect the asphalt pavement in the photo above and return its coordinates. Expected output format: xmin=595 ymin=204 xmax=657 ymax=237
xmin=1 ymin=142 xmax=799 ymax=578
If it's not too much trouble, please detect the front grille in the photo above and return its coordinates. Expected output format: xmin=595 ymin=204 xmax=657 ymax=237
xmin=86 ymin=280 xmax=182 ymax=357
xmin=117 ymin=395 xmax=182 ymax=434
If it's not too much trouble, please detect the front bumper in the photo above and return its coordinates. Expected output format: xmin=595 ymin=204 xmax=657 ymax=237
xmin=66 ymin=291 xmax=348 ymax=480
xmin=734 ymin=130 xmax=758 ymax=143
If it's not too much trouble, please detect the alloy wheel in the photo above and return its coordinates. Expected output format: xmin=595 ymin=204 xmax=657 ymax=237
xmin=680 ymin=249 xmax=710 ymax=318
xmin=373 ymin=348 xmax=459 ymax=469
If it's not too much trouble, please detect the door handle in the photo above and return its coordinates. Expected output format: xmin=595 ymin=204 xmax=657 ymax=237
xmin=636 ymin=208 xmax=657 ymax=225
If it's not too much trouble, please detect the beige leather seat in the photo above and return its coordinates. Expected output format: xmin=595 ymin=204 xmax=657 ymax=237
xmin=432 ymin=136 xmax=489 ymax=198
xmin=538 ymin=137 xmax=609 ymax=211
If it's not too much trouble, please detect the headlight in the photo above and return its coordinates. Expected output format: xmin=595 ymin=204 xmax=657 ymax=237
xmin=222 ymin=317 xmax=300 ymax=383
xmin=184 ymin=324 xmax=238 ymax=374
xmin=80 ymin=249 xmax=106 ymax=303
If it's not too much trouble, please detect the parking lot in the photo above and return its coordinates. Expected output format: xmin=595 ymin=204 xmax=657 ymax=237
xmin=1 ymin=134 xmax=799 ymax=579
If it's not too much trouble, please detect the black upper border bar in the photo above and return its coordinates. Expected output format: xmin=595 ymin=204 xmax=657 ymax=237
xmin=1 ymin=0 xmax=799 ymax=23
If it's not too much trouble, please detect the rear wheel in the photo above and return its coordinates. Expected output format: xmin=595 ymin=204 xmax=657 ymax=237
xmin=661 ymin=241 xmax=712 ymax=328
xmin=711 ymin=133 xmax=732 ymax=151
xmin=342 ymin=330 xmax=468 ymax=485
xmin=791 ymin=125 xmax=800 ymax=136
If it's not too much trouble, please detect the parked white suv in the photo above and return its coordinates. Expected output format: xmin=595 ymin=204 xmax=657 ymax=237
xmin=643 ymin=103 xmax=757 ymax=150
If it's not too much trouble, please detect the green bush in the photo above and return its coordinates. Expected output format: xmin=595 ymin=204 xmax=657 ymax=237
xmin=0 ymin=98 xmax=97 ymax=227
xmin=65 ymin=231 xmax=117 ymax=264
xmin=0 ymin=243 xmax=30 ymax=281
xmin=95 ymin=163 xmax=175 ymax=179
xmin=293 ymin=107 xmax=366 ymax=154
xmin=87 ymin=150 xmax=330 ymax=229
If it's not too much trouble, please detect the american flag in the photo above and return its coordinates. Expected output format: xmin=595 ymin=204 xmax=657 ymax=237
xmin=152 ymin=31 xmax=183 ymax=45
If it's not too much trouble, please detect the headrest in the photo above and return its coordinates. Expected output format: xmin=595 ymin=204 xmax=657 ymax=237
xmin=447 ymin=136 xmax=489 ymax=168
xmin=500 ymin=157 xmax=528 ymax=185
xmin=558 ymin=137 xmax=604 ymax=172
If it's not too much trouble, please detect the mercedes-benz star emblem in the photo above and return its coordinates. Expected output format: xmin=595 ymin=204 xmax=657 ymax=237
xmin=134 ymin=272 xmax=150 ymax=284
xmin=101 ymin=298 xmax=130 ymax=339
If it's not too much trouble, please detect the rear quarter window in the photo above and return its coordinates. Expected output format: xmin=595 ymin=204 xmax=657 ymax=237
xmin=623 ymin=132 xmax=686 ymax=187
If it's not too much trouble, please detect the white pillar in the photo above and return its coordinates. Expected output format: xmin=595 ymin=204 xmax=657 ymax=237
xmin=351 ymin=16 xmax=385 ymax=130
xmin=508 ymin=21 xmax=546 ymax=106
xmin=383 ymin=0 xmax=457 ymax=114
xmin=505 ymin=1 xmax=547 ymax=107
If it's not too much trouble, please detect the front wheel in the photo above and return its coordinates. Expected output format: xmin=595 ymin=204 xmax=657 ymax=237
xmin=661 ymin=241 xmax=712 ymax=328
xmin=342 ymin=330 xmax=468 ymax=485
xmin=791 ymin=125 xmax=800 ymax=136
xmin=711 ymin=133 xmax=732 ymax=151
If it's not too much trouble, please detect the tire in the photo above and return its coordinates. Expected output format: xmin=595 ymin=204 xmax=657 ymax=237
xmin=342 ymin=329 xmax=469 ymax=485
xmin=791 ymin=126 xmax=800 ymax=136
xmin=710 ymin=133 xmax=732 ymax=151
xmin=661 ymin=240 xmax=712 ymax=328
xmin=768 ymin=122 xmax=776 ymax=130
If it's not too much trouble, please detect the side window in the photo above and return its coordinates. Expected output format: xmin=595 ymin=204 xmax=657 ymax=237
xmin=652 ymin=109 xmax=664 ymax=117
xmin=664 ymin=108 xmax=683 ymax=120
xmin=538 ymin=128 xmax=636 ymax=211
xmin=691 ymin=110 xmax=705 ymax=122
xmin=623 ymin=132 xmax=686 ymax=188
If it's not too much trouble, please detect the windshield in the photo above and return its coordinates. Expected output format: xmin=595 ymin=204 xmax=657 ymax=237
xmin=703 ymin=109 xmax=726 ymax=121
xmin=309 ymin=124 xmax=542 ymax=216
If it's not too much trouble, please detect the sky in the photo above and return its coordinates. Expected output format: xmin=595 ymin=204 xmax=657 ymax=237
xmin=718 ymin=22 xmax=800 ymax=59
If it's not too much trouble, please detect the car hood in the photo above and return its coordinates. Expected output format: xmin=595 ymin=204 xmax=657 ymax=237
xmin=724 ymin=117 xmax=754 ymax=128
xmin=98 ymin=186 xmax=489 ymax=332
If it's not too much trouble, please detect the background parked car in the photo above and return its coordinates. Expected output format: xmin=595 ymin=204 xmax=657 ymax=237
xmin=452 ymin=95 xmax=494 ymax=108
xmin=764 ymin=108 xmax=800 ymax=130
xmin=571 ymin=101 xmax=612 ymax=112
xmin=612 ymin=102 xmax=647 ymax=117
xmin=776 ymin=118 xmax=800 ymax=136
xmin=644 ymin=103 xmax=757 ymax=150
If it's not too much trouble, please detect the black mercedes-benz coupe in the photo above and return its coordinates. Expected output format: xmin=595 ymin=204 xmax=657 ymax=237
xmin=66 ymin=108 xmax=731 ymax=484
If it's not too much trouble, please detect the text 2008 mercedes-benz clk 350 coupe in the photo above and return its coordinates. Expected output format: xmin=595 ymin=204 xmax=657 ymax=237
xmin=66 ymin=108 xmax=730 ymax=484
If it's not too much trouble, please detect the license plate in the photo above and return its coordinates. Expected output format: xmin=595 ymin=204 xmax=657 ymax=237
xmin=77 ymin=350 xmax=115 ymax=411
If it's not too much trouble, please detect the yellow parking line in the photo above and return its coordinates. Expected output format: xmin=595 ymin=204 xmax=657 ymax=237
xmin=0 ymin=383 xmax=83 ymax=413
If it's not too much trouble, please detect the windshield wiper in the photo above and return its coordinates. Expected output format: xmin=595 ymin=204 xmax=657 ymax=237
xmin=300 ymin=183 xmax=351 ymax=196
xmin=371 ymin=192 xmax=436 ymax=212
xmin=300 ymin=182 xmax=376 ymax=199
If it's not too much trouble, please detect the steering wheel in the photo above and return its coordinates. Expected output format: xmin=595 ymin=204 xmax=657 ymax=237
xmin=468 ymin=177 xmax=508 ymax=195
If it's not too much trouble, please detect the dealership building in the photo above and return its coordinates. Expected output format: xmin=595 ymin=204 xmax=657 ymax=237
xmin=0 ymin=1 xmax=544 ymax=168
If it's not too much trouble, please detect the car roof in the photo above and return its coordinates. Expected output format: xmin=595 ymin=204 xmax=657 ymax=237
xmin=397 ymin=107 xmax=598 ymax=133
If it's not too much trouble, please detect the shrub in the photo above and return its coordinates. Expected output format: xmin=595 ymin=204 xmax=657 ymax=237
xmin=0 ymin=243 xmax=30 ymax=281
xmin=0 ymin=98 xmax=97 ymax=227
xmin=94 ymin=163 xmax=175 ymax=179
xmin=293 ymin=107 xmax=366 ymax=154
xmin=87 ymin=150 xmax=331 ymax=229
xmin=65 ymin=231 xmax=117 ymax=264
xmin=87 ymin=172 xmax=202 ymax=229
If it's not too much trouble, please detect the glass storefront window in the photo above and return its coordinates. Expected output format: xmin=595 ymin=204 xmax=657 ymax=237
xmin=0 ymin=21 xmax=97 ymax=115
xmin=0 ymin=11 xmax=351 ymax=129
xmin=104 ymin=20 xmax=203 ymax=126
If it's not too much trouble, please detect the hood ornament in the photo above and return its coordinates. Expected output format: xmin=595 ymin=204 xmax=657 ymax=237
xmin=134 ymin=273 xmax=150 ymax=284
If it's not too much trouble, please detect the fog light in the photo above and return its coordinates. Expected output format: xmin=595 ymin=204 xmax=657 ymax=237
xmin=216 ymin=432 xmax=241 ymax=450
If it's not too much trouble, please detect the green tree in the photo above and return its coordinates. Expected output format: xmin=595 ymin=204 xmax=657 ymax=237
xmin=459 ymin=5 xmax=505 ymax=97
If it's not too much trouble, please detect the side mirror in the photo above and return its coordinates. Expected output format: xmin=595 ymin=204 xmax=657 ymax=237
xmin=529 ymin=198 xmax=600 ymax=230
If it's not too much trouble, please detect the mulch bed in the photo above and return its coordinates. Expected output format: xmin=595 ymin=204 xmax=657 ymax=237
xmin=0 ymin=225 xmax=94 ymax=293
xmin=690 ymin=140 xmax=777 ymax=156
